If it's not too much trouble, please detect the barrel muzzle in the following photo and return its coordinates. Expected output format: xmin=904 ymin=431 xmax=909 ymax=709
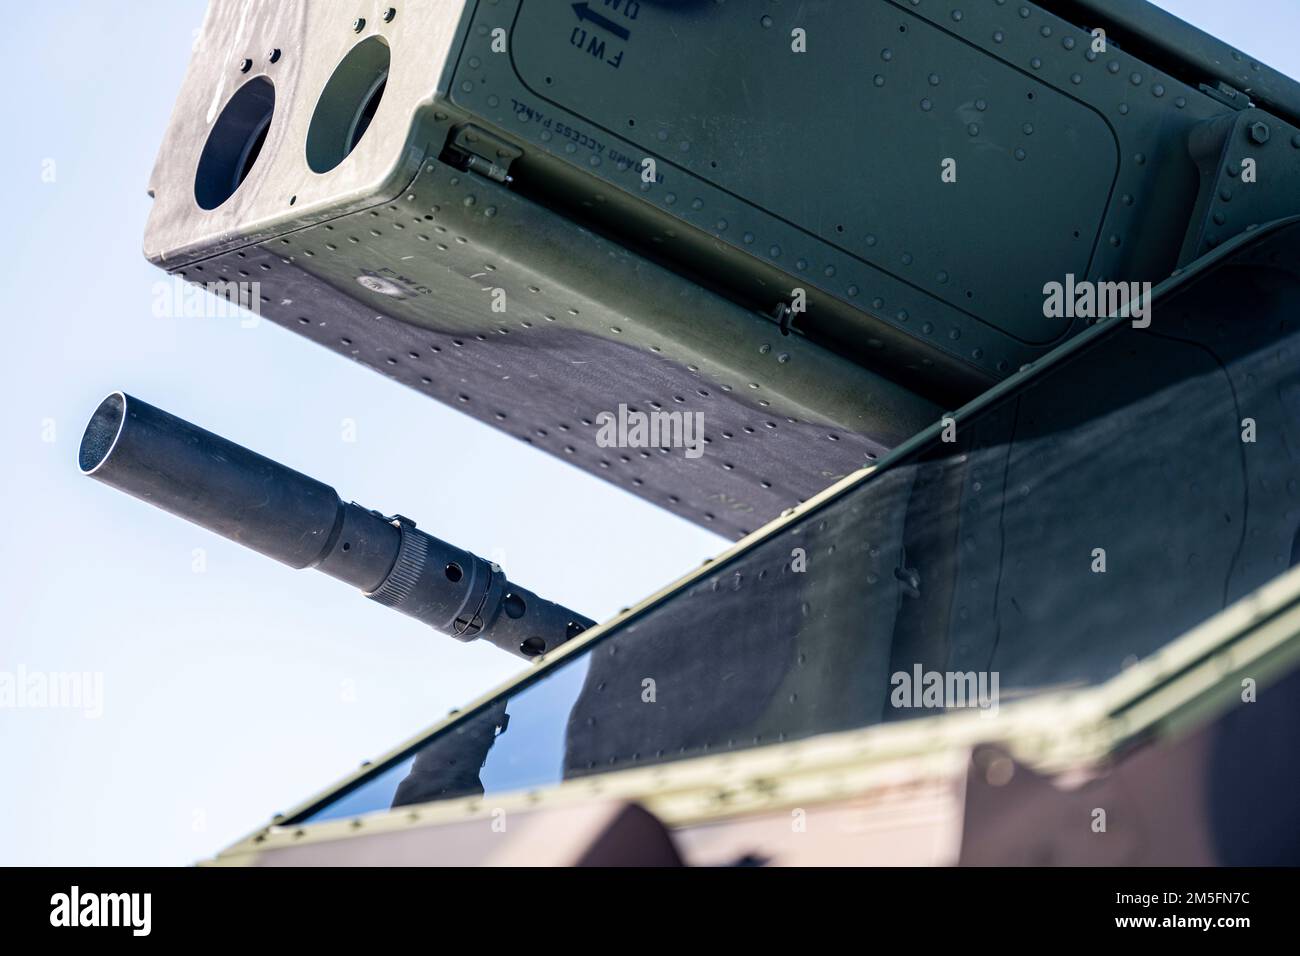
xmin=80 ymin=392 xmax=591 ymax=659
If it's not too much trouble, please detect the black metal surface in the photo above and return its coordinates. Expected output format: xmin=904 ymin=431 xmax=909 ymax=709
xmin=78 ymin=393 xmax=591 ymax=659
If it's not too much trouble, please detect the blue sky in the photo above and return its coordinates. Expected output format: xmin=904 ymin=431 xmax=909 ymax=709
xmin=1 ymin=0 xmax=1295 ymax=865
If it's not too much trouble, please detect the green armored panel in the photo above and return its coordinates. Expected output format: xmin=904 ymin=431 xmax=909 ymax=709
xmin=145 ymin=0 xmax=1300 ymax=537
xmin=274 ymin=218 xmax=1300 ymax=829
xmin=508 ymin=1 xmax=1118 ymax=347
xmin=445 ymin=0 xmax=1300 ymax=383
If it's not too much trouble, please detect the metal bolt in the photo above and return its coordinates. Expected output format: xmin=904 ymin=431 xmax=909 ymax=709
xmin=267 ymin=48 xmax=281 ymax=63
xmin=352 ymin=17 xmax=366 ymax=32
xmin=238 ymin=57 xmax=252 ymax=72
xmin=985 ymin=756 xmax=1015 ymax=786
xmin=383 ymin=7 xmax=397 ymax=22
xmin=1249 ymin=121 xmax=1271 ymax=145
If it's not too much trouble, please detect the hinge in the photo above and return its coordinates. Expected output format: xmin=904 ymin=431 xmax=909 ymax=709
xmin=766 ymin=297 xmax=807 ymax=337
xmin=1199 ymin=81 xmax=1255 ymax=111
xmin=441 ymin=124 xmax=522 ymax=184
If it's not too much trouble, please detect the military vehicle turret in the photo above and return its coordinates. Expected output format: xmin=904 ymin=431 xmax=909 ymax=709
xmin=84 ymin=0 xmax=1300 ymax=865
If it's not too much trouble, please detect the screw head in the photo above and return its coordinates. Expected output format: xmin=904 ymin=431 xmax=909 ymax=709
xmin=382 ymin=7 xmax=397 ymax=22
xmin=238 ymin=57 xmax=252 ymax=72
xmin=1249 ymin=121 xmax=1271 ymax=144
xmin=352 ymin=17 xmax=366 ymax=32
xmin=267 ymin=48 xmax=281 ymax=63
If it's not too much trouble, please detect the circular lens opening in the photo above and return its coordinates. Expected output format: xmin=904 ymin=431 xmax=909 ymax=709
xmin=194 ymin=76 xmax=276 ymax=210
xmin=306 ymin=36 xmax=391 ymax=174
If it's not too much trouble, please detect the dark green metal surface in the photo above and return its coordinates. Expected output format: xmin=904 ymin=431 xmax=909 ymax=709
xmin=288 ymin=218 xmax=1300 ymax=825
xmin=145 ymin=1 xmax=1300 ymax=537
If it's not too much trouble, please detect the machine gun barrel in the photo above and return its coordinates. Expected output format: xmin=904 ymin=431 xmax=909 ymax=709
xmin=79 ymin=392 xmax=590 ymax=659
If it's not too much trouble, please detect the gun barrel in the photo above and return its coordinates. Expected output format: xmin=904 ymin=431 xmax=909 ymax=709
xmin=79 ymin=392 xmax=590 ymax=659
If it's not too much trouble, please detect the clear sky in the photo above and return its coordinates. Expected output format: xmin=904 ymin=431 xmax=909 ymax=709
xmin=1 ymin=0 xmax=1295 ymax=865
